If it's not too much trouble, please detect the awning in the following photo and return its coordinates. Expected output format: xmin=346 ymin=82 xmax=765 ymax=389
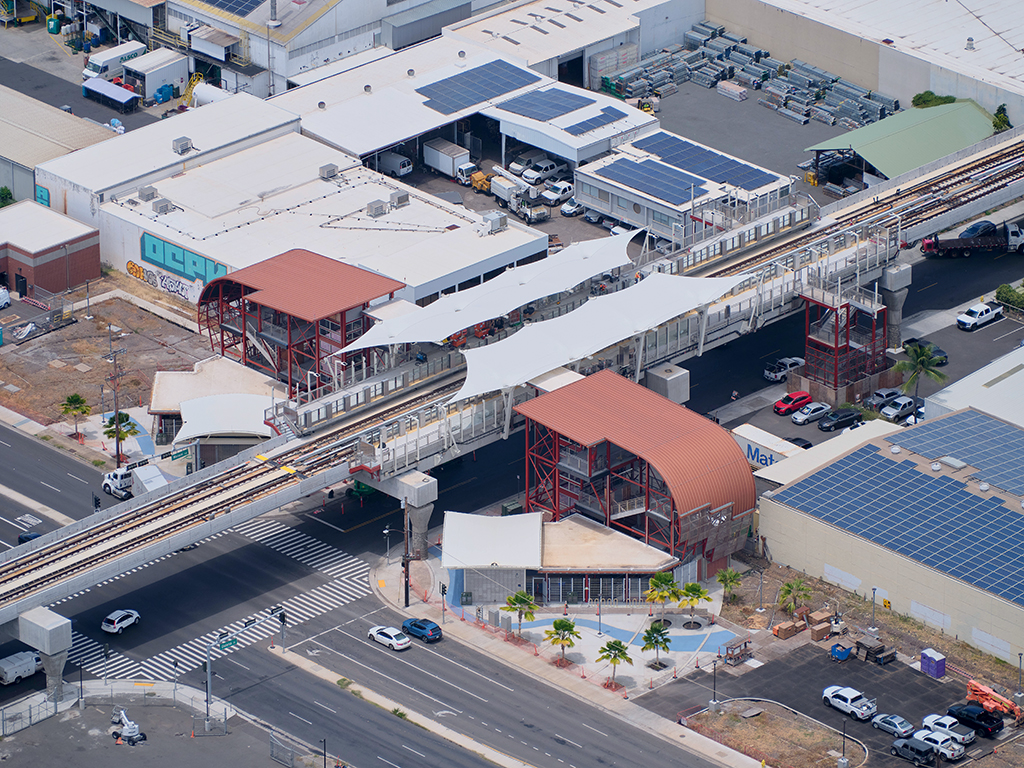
xmin=341 ymin=231 xmax=634 ymax=353
xmin=451 ymin=272 xmax=744 ymax=402
xmin=174 ymin=393 xmax=274 ymax=444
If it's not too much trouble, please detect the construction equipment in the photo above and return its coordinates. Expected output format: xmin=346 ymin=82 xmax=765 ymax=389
xmin=966 ymin=680 xmax=1024 ymax=725
xmin=111 ymin=708 xmax=147 ymax=745
xmin=470 ymin=171 xmax=494 ymax=194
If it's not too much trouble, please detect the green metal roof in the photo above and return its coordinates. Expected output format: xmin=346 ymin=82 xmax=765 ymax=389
xmin=805 ymin=101 xmax=993 ymax=179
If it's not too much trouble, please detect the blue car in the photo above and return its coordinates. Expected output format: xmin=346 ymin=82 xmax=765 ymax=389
xmin=402 ymin=618 xmax=443 ymax=643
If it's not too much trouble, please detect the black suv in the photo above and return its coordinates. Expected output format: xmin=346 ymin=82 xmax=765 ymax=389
xmin=891 ymin=738 xmax=936 ymax=767
xmin=947 ymin=704 xmax=1004 ymax=737
xmin=818 ymin=409 xmax=863 ymax=432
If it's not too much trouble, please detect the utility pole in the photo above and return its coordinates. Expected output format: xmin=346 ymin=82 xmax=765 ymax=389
xmin=105 ymin=346 xmax=128 ymax=468
xmin=402 ymin=497 xmax=410 ymax=608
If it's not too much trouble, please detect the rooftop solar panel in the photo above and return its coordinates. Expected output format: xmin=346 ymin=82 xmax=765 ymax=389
xmin=595 ymin=158 xmax=706 ymax=207
xmin=774 ymin=444 xmax=1024 ymax=608
xmin=565 ymin=106 xmax=627 ymax=136
xmin=633 ymin=131 xmax=778 ymax=191
xmin=498 ymin=89 xmax=595 ymax=121
xmin=204 ymin=0 xmax=263 ymax=18
xmin=417 ymin=59 xmax=542 ymax=115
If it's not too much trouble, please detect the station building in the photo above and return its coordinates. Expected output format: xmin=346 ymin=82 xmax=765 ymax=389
xmin=758 ymin=408 xmax=1024 ymax=662
xmin=514 ymin=369 xmax=756 ymax=580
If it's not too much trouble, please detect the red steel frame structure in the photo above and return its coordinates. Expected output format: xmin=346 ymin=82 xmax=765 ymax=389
xmin=801 ymin=286 xmax=888 ymax=389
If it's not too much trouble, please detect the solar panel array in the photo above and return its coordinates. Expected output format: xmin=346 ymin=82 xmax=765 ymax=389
xmin=595 ymin=158 xmax=707 ymax=206
xmin=774 ymin=445 xmax=1024 ymax=607
xmin=499 ymin=89 xmax=595 ymax=121
xmin=633 ymin=131 xmax=778 ymax=191
xmin=205 ymin=0 xmax=263 ymax=18
xmin=417 ymin=60 xmax=541 ymax=115
xmin=565 ymin=106 xmax=627 ymax=136
xmin=885 ymin=410 xmax=1024 ymax=496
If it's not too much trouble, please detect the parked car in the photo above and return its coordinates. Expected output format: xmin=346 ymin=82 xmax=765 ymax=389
xmin=583 ymin=208 xmax=605 ymax=225
xmin=785 ymin=436 xmax=813 ymax=450
xmin=102 ymin=609 xmax=140 ymax=634
xmin=509 ymin=149 xmax=547 ymax=176
xmin=922 ymin=714 xmax=975 ymax=745
xmin=959 ymin=220 xmax=997 ymax=239
xmin=367 ymin=626 xmax=411 ymax=651
xmin=913 ymin=729 xmax=965 ymax=761
xmin=402 ymin=618 xmax=443 ymax=643
xmin=873 ymin=713 xmax=915 ymax=737
xmin=881 ymin=395 xmax=918 ymax=422
xmin=0 ymin=287 xmax=10 ymax=310
xmin=891 ymin=738 xmax=936 ymax=767
xmin=17 ymin=532 xmax=41 ymax=545
xmin=540 ymin=181 xmax=573 ymax=206
xmin=819 ymin=409 xmax=863 ymax=432
xmin=822 ymin=685 xmax=877 ymax=720
xmin=792 ymin=402 xmax=832 ymax=425
xmin=560 ymin=197 xmax=585 ymax=217
xmin=522 ymin=159 xmax=567 ymax=185
xmin=902 ymin=338 xmax=948 ymax=365
xmin=864 ymin=387 xmax=902 ymax=410
xmin=946 ymin=704 xmax=1004 ymax=737
xmin=764 ymin=357 xmax=805 ymax=382
xmin=774 ymin=391 xmax=813 ymax=416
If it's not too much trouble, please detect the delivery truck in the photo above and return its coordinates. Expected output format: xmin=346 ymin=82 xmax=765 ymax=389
xmin=82 ymin=40 xmax=146 ymax=82
xmin=102 ymin=464 xmax=170 ymax=500
xmin=0 ymin=652 xmax=43 ymax=686
xmin=423 ymin=138 xmax=477 ymax=185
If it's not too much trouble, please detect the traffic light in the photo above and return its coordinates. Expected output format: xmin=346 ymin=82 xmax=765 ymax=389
xmin=201 ymin=661 xmax=207 ymax=673
xmin=92 ymin=493 xmax=101 ymax=511
xmin=103 ymin=643 xmax=110 ymax=660
xmin=440 ymin=583 xmax=447 ymax=596
xmin=279 ymin=611 xmax=287 ymax=627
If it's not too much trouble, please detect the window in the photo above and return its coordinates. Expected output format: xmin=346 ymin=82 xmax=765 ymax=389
xmin=344 ymin=318 xmax=363 ymax=343
xmin=616 ymin=195 xmax=627 ymax=210
xmin=651 ymin=210 xmax=671 ymax=227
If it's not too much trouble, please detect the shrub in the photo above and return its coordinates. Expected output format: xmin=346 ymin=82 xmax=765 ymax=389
xmin=911 ymin=91 xmax=956 ymax=108
xmin=995 ymin=283 xmax=1024 ymax=310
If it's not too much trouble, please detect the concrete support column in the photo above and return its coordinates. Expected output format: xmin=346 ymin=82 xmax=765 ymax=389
xmin=880 ymin=287 xmax=908 ymax=348
xmin=407 ymin=502 xmax=434 ymax=560
xmin=40 ymin=650 xmax=69 ymax=702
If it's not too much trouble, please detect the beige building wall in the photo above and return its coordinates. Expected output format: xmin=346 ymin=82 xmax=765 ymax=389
xmin=760 ymin=494 xmax=1022 ymax=662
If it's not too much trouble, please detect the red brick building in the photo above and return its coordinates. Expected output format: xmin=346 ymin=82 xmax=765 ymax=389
xmin=0 ymin=201 xmax=100 ymax=295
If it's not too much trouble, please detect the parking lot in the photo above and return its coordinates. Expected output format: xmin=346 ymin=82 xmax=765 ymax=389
xmin=637 ymin=644 xmax=1009 ymax=766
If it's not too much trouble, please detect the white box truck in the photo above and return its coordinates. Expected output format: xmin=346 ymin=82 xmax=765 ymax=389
xmin=102 ymin=464 xmax=170 ymax=500
xmin=377 ymin=151 xmax=413 ymax=178
xmin=82 ymin=40 xmax=146 ymax=82
xmin=121 ymin=48 xmax=188 ymax=100
xmin=0 ymin=652 xmax=43 ymax=685
xmin=423 ymin=138 xmax=477 ymax=185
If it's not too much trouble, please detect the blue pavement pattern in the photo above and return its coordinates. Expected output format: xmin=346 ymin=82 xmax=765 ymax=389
xmin=521 ymin=617 xmax=735 ymax=653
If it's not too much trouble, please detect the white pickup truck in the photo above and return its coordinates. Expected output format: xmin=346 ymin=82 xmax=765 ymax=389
xmin=956 ymin=301 xmax=1003 ymax=331
xmin=922 ymin=714 xmax=976 ymax=745
xmin=822 ymin=685 xmax=877 ymax=720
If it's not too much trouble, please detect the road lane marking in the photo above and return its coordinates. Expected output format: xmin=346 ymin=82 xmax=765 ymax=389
xmin=0 ymin=441 xmax=10 ymax=447
xmin=0 ymin=483 xmax=74 ymax=525
xmin=289 ymin=712 xmax=312 ymax=725
xmin=306 ymin=515 xmax=347 ymax=533
xmin=226 ymin=658 xmax=250 ymax=670
xmin=415 ymin=644 xmax=514 ymax=692
xmin=0 ymin=516 xmax=27 ymax=531
xmin=993 ymin=322 xmax=1024 ymax=341
xmin=555 ymin=734 xmax=583 ymax=749
xmin=314 ymin=701 xmax=337 ymax=714
xmin=580 ymin=722 xmax=605 ymax=736
xmin=401 ymin=745 xmax=425 ymax=757
xmin=0 ymin=541 xmax=12 ymax=549
xmin=40 ymin=482 xmax=61 ymax=493
xmin=917 ymin=282 xmax=937 ymax=292
xmin=377 ymin=758 xmax=401 ymax=768
xmin=67 ymin=473 xmax=89 ymax=484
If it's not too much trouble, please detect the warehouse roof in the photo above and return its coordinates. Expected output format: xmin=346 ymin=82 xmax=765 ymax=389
xmin=515 ymin=369 xmax=756 ymax=518
xmin=288 ymin=47 xmax=397 ymax=88
xmin=201 ymin=249 xmax=405 ymax=322
xmin=925 ymin=345 xmax=1024 ymax=427
xmin=772 ymin=410 xmax=1024 ymax=608
xmin=0 ymin=200 xmax=97 ymax=252
xmin=805 ymin=102 xmax=994 ymax=179
xmin=123 ymin=47 xmax=186 ymax=75
xmin=442 ymin=511 xmax=543 ymax=569
xmin=0 ymin=85 xmax=115 ymax=169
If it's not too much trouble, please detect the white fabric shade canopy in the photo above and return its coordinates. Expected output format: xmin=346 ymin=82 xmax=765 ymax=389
xmin=341 ymin=231 xmax=635 ymax=353
xmin=451 ymin=273 xmax=745 ymax=403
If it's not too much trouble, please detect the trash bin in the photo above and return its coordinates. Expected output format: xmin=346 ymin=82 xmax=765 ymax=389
xmin=47 ymin=16 xmax=60 ymax=33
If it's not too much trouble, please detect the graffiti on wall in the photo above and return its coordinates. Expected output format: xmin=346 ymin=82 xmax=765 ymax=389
xmin=141 ymin=234 xmax=228 ymax=284
xmin=127 ymin=260 xmax=203 ymax=304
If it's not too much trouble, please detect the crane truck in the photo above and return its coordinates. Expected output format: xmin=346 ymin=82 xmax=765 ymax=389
xmin=489 ymin=165 xmax=549 ymax=224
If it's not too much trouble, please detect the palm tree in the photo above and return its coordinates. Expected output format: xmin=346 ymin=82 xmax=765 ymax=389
xmin=716 ymin=567 xmax=742 ymax=604
xmin=103 ymin=412 xmax=141 ymax=443
xmin=644 ymin=571 xmax=682 ymax=623
xmin=544 ymin=618 xmax=580 ymax=664
xmin=642 ymin=622 xmax=670 ymax=667
xmin=500 ymin=590 xmax=538 ymax=638
xmin=61 ymin=394 xmax=91 ymax=438
xmin=778 ymin=577 xmax=813 ymax=615
xmin=597 ymin=639 xmax=632 ymax=686
xmin=679 ymin=582 xmax=712 ymax=617
xmin=894 ymin=342 xmax=948 ymax=400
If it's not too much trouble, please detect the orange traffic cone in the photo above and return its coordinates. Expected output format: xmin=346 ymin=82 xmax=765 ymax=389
xmin=695 ymin=657 xmax=700 ymax=669
xmin=116 ymin=736 xmax=123 ymax=745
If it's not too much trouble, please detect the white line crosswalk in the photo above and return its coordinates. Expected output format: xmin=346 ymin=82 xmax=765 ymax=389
xmin=67 ymin=632 xmax=143 ymax=679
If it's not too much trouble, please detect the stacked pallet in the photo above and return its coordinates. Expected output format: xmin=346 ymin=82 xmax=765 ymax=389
xmin=717 ymin=80 xmax=747 ymax=101
xmin=587 ymin=43 xmax=638 ymax=91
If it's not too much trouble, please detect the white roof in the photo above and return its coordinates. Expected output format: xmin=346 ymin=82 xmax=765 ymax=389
xmin=36 ymin=93 xmax=300 ymax=193
xmin=365 ymin=298 xmax=421 ymax=323
xmin=174 ymin=393 xmax=275 ymax=444
xmin=441 ymin=510 xmax=543 ymax=569
xmin=0 ymin=201 xmax=97 ymax=252
xmin=149 ymin=356 xmax=280 ymax=414
xmin=288 ymin=47 xmax=398 ymax=87
xmin=342 ymin=231 xmax=632 ymax=352
xmin=101 ymin=132 xmax=546 ymax=297
xmin=452 ymin=273 xmax=745 ymax=402
xmin=541 ymin=514 xmax=677 ymax=571
xmin=756 ymin=0 xmax=1024 ymax=97
xmin=755 ymin=419 xmax=902 ymax=486
xmin=123 ymin=47 xmax=186 ymax=75
xmin=528 ymin=367 xmax=585 ymax=393
xmin=444 ymin=0 xmax=661 ymax=66
xmin=926 ymin=345 xmax=1024 ymax=427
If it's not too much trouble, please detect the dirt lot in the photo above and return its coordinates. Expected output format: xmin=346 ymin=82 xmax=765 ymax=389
xmin=688 ymin=700 xmax=866 ymax=768
xmin=0 ymin=272 xmax=209 ymax=427
xmin=724 ymin=553 xmax=1024 ymax=700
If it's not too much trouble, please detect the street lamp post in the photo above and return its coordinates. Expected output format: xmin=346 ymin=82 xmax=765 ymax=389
xmin=383 ymin=527 xmax=391 ymax=565
xmin=869 ymin=587 xmax=878 ymax=634
xmin=320 ymin=738 xmax=327 ymax=768
xmin=756 ymin=570 xmax=765 ymax=613
xmin=709 ymin=658 xmax=719 ymax=713
xmin=1018 ymin=652 xmax=1022 ymax=694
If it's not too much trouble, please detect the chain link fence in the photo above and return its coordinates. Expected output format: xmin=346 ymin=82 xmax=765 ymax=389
xmin=270 ymin=730 xmax=298 ymax=768
xmin=0 ymin=697 xmax=60 ymax=737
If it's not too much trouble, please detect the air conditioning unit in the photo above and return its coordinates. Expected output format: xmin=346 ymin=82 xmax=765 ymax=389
xmin=319 ymin=163 xmax=338 ymax=179
xmin=152 ymin=198 xmax=172 ymax=214
xmin=482 ymin=211 xmax=507 ymax=233
xmin=172 ymin=136 xmax=193 ymax=155
xmin=366 ymin=200 xmax=386 ymax=217
xmin=138 ymin=185 xmax=157 ymax=201
xmin=390 ymin=190 xmax=409 ymax=208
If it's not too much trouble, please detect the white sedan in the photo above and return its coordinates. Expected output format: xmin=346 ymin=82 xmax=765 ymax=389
xmin=792 ymin=402 xmax=832 ymax=425
xmin=368 ymin=626 xmax=411 ymax=651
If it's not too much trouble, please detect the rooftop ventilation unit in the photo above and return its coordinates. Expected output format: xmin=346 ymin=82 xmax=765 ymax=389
xmin=390 ymin=190 xmax=409 ymax=208
xmin=138 ymin=185 xmax=157 ymax=201
xmin=366 ymin=200 xmax=387 ymax=217
xmin=482 ymin=211 xmax=507 ymax=233
xmin=319 ymin=163 xmax=338 ymax=179
xmin=172 ymin=136 xmax=193 ymax=155
xmin=152 ymin=198 xmax=172 ymax=215
xmin=940 ymin=455 xmax=967 ymax=470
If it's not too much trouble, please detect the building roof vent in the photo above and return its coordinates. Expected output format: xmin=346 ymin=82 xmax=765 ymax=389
xmin=319 ymin=163 xmax=338 ymax=179
xmin=482 ymin=210 xmax=508 ymax=233
xmin=364 ymin=84 xmax=372 ymax=94
xmin=940 ymin=455 xmax=967 ymax=470
xmin=390 ymin=190 xmax=409 ymax=208
xmin=172 ymin=136 xmax=193 ymax=155
xmin=138 ymin=185 xmax=158 ymax=201
xmin=366 ymin=199 xmax=386 ymax=217
xmin=152 ymin=198 xmax=172 ymax=215
xmin=965 ymin=37 xmax=975 ymax=51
